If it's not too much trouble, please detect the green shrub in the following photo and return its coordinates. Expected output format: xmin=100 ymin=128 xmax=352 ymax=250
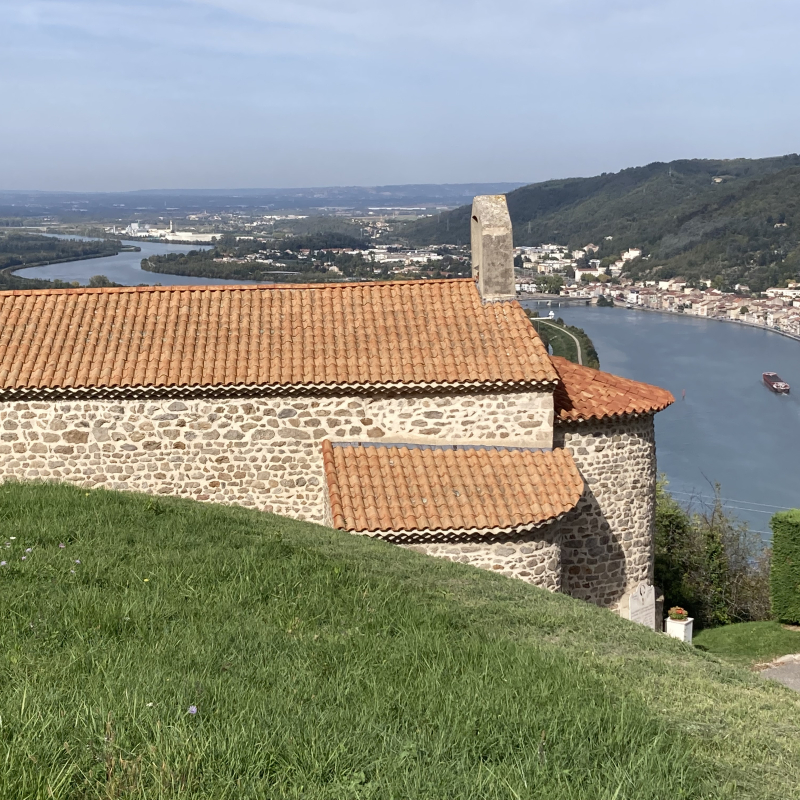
xmin=769 ymin=509 xmax=800 ymax=623
xmin=655 ymin=480 xmax=771 ymax=628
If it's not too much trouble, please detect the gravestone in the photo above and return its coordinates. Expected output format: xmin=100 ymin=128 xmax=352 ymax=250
xmin=628 ymin=583 xmax=656 ymax=630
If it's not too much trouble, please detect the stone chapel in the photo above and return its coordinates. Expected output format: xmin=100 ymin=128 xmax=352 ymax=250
xmin=0 ymin=195 xmax=673 ymax=612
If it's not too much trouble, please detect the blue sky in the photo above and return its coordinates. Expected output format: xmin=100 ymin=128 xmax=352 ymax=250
xmin=2 ymin=0 xmax=800 ymax=190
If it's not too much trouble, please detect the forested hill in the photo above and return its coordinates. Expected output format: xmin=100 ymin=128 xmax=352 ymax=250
xmin=402 ymin=155 xmax=800 ymax=292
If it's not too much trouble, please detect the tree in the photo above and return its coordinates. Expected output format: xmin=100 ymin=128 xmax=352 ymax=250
xmin=654 ymin=480 xmax=771 ymax=628
xmin=87 ymin=274 xmax=119 ymax=288
xmin=535 ymin=275 xmax=563 ymax=294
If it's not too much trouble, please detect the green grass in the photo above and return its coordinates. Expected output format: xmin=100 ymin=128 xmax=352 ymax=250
xmin=533 ymin=321 xmax=581 ymax=363
xmin=693 ymin=622 xmax=800 ymax=667
xmin=2 ymin=482 xmax=800 ymax=799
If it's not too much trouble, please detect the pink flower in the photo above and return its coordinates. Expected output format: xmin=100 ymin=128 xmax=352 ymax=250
xmin=59 ymin=543 xmax=66 ymax=549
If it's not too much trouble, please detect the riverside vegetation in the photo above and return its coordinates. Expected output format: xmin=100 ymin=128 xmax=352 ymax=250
xmin=2 ymin=481 xmax=800 ymax=799
xmin=524 ymin=310 xmax=600 ymax=369
xmin=689 ymin=510 xmax=800 ymax=667
xmin=143 ymin=234 xmax=469 ymax=283
xmin=0 ymin=231 xmax=123 ymax=290
xmin=654 ymin=482 xmax=771 ymax=629
xmin=404 ymin=155 xmax=800 ymax=293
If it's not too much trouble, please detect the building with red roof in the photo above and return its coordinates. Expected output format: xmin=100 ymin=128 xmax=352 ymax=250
xmin=0 ymin=196 xmax=672 ymax=615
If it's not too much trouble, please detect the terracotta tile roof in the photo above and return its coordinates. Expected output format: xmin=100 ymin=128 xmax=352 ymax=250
xmin=322 ymin=440 xmax=583 ymax=539
xmin=551 ymin=356 xmax=674 ymax=423
xmin=0 ymin=279 xmax=557 ymax=399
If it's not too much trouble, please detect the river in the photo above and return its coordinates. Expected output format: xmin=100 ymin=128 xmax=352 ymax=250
xmin=13 ymin=239 xmax=257 ymax=286
xmin=525 ymin=302 xmax=800 ymax=538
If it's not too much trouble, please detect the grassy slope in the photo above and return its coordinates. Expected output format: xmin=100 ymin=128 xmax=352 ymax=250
xmin=527 ymin=317 xmax=601 ymax=370
xmin=1 ymin=483 xmax=800 ymax=799
xmin=694 ymin=622 xmax=800 ymax=667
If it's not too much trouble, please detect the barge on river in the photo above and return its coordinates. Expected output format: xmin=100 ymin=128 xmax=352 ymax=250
xmin=763 ymin=372 xmax=790 ymax=394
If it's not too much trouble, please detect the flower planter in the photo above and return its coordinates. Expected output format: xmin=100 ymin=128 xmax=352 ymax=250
xmin=665 ymin=616 xmax=693 ymax=644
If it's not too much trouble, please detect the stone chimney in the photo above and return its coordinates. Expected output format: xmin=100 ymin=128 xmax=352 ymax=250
xmin=471 ymin=195 xmax=515 ymax=302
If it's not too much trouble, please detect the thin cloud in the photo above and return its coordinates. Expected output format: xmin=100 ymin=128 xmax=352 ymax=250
xmin=1 ymin=0 xmax=799 ymax=189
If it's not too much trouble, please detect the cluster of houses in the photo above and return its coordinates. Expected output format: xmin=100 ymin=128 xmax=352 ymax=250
xmin=218 ymin=245 xmax=450 ymax=273
xmin=619 ymin=279 xmax=800 ymax=337
xmin=513 ymin=236 xmax=800 ymax=339
xmin=535 ymin=275 xmax=800 ymax=339
xmin=515 ymin=242 xmax=643 ymax=281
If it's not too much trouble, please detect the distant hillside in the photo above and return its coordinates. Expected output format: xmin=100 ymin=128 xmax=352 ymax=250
xmin=403 ymin=155 xmax=800 ymax=292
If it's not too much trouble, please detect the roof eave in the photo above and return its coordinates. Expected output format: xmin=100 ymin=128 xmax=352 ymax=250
xmin=340 ymin=508 xmax=575 ymax=543
xmin=556 ymin=404 xmax=674 ymax=425
xmin=0 ymin=377 xmax=560 ymax=404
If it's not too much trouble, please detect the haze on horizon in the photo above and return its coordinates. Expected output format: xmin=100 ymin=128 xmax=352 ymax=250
xmin=3 ymin=0 xmax=800 ymax=192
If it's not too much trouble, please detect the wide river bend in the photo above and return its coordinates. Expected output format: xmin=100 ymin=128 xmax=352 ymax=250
xmin=14 ymin=239 xmax=256 ymax=286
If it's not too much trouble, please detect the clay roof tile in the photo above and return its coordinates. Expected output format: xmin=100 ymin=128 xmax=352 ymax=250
xmin=0 ymin=279 xmax=557 ymax=398
xmin=322 ymin=442 xmax=584 ymax=537
xmin=551 ymin=356 xmax=674 ymax=423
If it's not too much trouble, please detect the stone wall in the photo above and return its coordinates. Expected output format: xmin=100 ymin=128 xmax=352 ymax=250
xmin=387 ymin=416 xmax=658 ymax=609
xmin=0 ymin=392 xmax=659 ymax=611
xmin=552 ymin=415 xmax=657 ymax=610
xmin=0 ymin=388 xmax=553 ymax=523
xmin=400 ymin=535 xmax=561 ymax=591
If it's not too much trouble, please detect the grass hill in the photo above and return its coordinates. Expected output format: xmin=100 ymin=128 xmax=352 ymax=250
xmin=2 ymin=482 xmax=800 ymax=798
xmin=403 ymin=155 xmax=800 ymax=292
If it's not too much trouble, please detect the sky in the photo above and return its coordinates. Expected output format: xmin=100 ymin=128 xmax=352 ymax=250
xmin=2 ymin=0 xmax=800 ymax=191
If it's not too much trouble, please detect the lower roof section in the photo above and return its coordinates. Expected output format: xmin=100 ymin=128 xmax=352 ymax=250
xmin=322 ymin=440 xmax=584 ymax=540
xmin=551 ymin=356 xmax=674 ymax=423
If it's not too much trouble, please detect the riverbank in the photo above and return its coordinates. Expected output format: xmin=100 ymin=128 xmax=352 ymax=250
xmin=0 ymin=231 xmax=128 ymax=289
xmin=12 ymin=239 xmax=261 ymax=287
xmin=623 ymin=303 xmax=800 ymax=343
xmin=549 ymin=304 xmax=800 ymax=540
xmin=517 ymin=291 xmax=590 ymax=304
xmin=5 ymin=251 xmax=114 ymax=277
xmin=522 ymin=306 xmax=600 ymax=369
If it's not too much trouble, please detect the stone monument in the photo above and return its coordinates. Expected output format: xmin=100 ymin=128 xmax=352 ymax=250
xmin=627 ymin=583 xmax=657 ymax=630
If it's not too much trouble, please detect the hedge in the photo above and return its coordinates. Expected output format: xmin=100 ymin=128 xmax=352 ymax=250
xmin=770 ymin=509 xmax=800 ymax=623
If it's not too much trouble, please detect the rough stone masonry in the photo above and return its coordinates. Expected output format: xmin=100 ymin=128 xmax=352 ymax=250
xmin=0 ymin=389 xmax=553 ymax=522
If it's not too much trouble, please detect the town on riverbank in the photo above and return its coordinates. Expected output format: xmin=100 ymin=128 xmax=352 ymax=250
xmin=515 ymin=241 xmax=800 ymax=339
